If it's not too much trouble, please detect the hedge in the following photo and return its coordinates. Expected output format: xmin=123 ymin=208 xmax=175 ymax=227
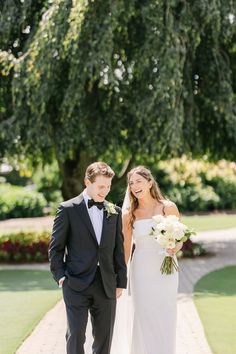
xmin=154 ymin=157 xmax=236 ymax=212
xmin=0 ymin=184 xmax=47 ymax=220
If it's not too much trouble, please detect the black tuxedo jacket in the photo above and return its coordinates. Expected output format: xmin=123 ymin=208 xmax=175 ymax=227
xmin=48 ymin=193 xmax=127 ymax=298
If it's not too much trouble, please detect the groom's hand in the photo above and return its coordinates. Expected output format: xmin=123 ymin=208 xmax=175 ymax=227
xmin=58 ymin=276 xmax=65 ymax=288
xmin=116 ymin=288 xmax=123 ymax=298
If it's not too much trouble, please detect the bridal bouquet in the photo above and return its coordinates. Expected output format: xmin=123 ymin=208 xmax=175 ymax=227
xmin=150 ymin=215 xmax=195 ymax=275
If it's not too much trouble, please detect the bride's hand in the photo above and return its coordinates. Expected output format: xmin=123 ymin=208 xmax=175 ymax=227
xmin=167 ymin=242 xmax=183 ymax=256
xmin=116 ymin=288 xmax=123 ymax=298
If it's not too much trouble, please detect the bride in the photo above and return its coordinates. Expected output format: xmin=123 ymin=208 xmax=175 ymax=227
xmin=111 ymin=166 xmax=183 ymax=354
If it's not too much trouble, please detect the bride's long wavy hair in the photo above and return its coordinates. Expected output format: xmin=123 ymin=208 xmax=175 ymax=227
xmin=127 ymin=166 xmax=166 ymax=228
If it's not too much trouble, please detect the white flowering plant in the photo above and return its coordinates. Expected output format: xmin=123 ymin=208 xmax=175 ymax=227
xmin=150 ymin=214 xmax=195 ymax=274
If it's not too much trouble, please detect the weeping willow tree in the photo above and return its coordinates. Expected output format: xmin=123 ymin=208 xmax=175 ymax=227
xmin=1 ymin=0 xmax=236 ymax=198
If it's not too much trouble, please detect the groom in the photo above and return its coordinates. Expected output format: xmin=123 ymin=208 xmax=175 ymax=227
xmin=48 ymin=161 xmax=127 ymax=354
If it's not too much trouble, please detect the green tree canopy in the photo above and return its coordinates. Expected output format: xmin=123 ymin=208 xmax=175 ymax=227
xmin=1 ymin=0 xmax=236 ymax=198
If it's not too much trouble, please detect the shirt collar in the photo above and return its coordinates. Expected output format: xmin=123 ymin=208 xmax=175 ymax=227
xmin=82 ymin=189 xmax=91 ymax=207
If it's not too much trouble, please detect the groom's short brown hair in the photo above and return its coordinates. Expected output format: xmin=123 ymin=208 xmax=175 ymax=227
xmin=85 ymin=162 xmax=115 ymax=183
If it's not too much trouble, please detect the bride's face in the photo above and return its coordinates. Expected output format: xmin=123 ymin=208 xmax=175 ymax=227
xmin=129 ymin=172 xmax=152 ymax=200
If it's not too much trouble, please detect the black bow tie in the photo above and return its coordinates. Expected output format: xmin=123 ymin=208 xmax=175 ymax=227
xmin=88 ymin=199 xmax=104 ymax=210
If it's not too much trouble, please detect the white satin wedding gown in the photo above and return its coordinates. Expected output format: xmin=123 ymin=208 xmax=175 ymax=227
xmin=111 ymin=217 xmax=178 ymax=354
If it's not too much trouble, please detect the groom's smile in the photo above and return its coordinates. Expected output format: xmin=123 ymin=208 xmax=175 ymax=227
xmin=85 ymin=175 xmax=111 ymax=202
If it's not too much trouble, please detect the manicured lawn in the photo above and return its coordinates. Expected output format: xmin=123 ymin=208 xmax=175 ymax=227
xmin=0 ymin=270 xmax=61 ymax=354
xmin=182 ymin=214 xmax=236 ymax=232
xmin=194 ymin=266 xmax=236 ymax=354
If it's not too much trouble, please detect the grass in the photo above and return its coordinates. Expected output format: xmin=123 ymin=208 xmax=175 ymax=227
xmin=194 ymin=266 xmax=236 ymax=354
xmin=0 ymin=270 xmax=61 ymax=354
xmin=181 ymin=214 xmax=236 ymax=232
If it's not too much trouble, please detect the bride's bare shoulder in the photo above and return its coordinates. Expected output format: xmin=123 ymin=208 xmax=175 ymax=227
xmin=161 ymin=199 xmax=176 ymax=207
xmin=161 ymin=200 xmax=179 ymax=217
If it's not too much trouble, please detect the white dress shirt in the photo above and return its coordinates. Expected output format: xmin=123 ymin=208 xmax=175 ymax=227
xmin=82 ymin=190 xmax=104 ymax=245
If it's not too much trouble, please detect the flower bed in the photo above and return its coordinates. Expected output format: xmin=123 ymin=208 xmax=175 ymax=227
xmin=0 ymin=231 xmax=50 ymax=262
xmin=0 ymin=230 xmax=205 ymax=263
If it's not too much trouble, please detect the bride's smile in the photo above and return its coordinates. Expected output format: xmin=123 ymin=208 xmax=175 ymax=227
xmin=129 ymin=172 xmax=152 ymax=199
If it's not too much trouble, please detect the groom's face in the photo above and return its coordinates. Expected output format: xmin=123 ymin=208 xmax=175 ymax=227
xmin=85 ymin=175 xmax=112 ymax=202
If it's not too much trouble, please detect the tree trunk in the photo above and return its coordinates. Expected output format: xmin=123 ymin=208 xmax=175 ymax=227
xmin=58 ymin=152 xmax=93 ymax=200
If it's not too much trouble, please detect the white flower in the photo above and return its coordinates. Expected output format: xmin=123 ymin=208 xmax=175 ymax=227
xmin=165 ymin=215 xmax=179 ymax=223
xmin=173 ymin=223 xmax=186 ymax=240
xmin=178 ymin=222 xmax=188 ymax=231
xmin=155 ymin=222 xmax=166 ymax=232
xmin=152 ymin=214 xmax=165 ymax=223
xmin=152 ymin=228 xmax=162 ymax=238
xmin=165 ymin=223 xmax=175 ymax=235
xmin=155 ymin=234 xmax=166 ymax=246
xmin=157 ymin=234 xmax=175 ymax=249
xmin=173 ymin=228 xmax=185 ymax=240
xmin=104 ymin=202 xmax=118 ymax=218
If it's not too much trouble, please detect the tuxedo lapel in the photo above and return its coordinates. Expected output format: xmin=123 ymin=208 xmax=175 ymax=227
xmin=73 ymin=194 xmax=98 ymax=246
xmin=100 ymin=210 xmax=108 ymax=246
xmin=100 ymin=201 xmax=116 ymax=246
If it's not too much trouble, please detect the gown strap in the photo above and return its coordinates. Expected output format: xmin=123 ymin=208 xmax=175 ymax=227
xmin=162 ymin=203 xmax=166 ymax=216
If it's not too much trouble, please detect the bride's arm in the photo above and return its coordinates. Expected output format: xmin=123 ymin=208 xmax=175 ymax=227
xmin=122 ymin=211 xmax=133 ymax=264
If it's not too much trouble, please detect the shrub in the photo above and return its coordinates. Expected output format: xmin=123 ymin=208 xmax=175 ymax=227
xmin=167 ymin=185 xmax=220 ymax=211
xmin=152 ymin=156 xmax=236 ymax=212
xmin=0 ymin=184 xmax=47 ymax=220
xmin=0 ymin=231 xmax=50 ymax=263
xmin=32 ymin=162 xmax=63 ymax=204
